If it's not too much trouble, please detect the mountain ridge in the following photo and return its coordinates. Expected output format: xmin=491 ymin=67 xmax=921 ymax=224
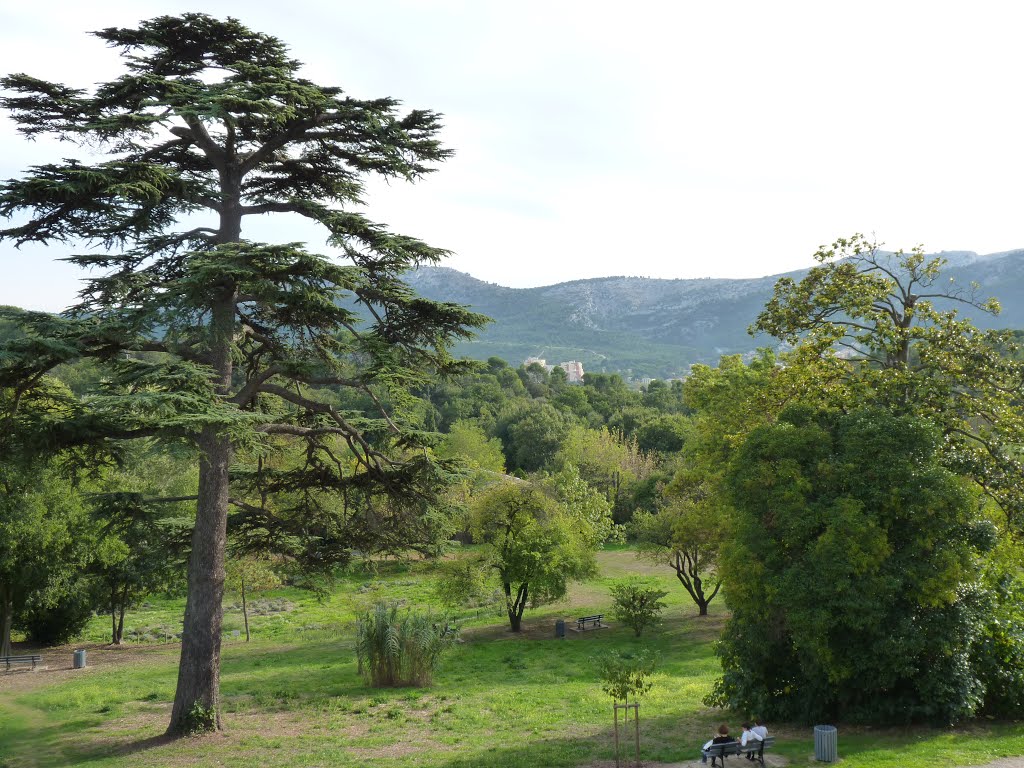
xmin=406 ymin=250 xmax=1024 ymax=378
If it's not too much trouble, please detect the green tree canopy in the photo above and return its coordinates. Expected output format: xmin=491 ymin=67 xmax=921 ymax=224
xmin=714 ymin=407 xmax=990 ymax=724
xmin=497 ymin=401 xmax=576 ymax=473
xmin=0 ymin=379 xmax=95 ymax=656
xmin=437 ymin=420 xmax=506 ymax=474
xmin=752 ymin=235 xmax=1024 ymax=528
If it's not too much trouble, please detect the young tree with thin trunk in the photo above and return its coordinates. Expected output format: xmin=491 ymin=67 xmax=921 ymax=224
xmin=0 ymin=14 xmax=483 ymax=735
xmin=224 ymin=555 xmax=280 ymax=642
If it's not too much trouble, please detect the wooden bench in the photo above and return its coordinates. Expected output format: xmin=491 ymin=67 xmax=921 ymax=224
xmin=1 ymin=654 xmax=42 ymax=672
xmin=704 ymin=735 xmax=775 ymax=767
xmin=576 ymin=614 xmax=604 ymax=631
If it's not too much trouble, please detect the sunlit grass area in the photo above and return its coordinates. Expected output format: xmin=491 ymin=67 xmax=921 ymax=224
xmin=2 ymin=549 xmax=1023 ymax=768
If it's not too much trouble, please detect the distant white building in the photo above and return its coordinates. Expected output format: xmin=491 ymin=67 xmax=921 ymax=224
xmin=558 ymin=360 xmax=585 ymax=383
xmin=522 ymin=357 xmax=585 ymax=384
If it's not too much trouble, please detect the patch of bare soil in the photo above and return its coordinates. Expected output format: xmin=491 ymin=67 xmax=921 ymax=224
xmin=345 ymin=737 xmax=454 ymax=759
xmin=461 ymin=617 xmax=615 ymax=642
xmin=0 ymin=641 xmax=179 ymax=693
xmin=79 ymin=709 xmax=338 ymax=765
xmin=593 ymin=550 xmax=667 ymax=577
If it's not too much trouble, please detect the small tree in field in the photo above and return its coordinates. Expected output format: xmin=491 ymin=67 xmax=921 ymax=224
xmin=441 ymin=482 xmax=599 ymax=631
xmin=89 ymin=445 xmax=193 ymax=645
xmin=224 ymin=556 xmax=280 ymax=642
xmin=0 ymin=14 xmax=484 ymax=735
xmin=609 ymin=577 xmax=668 ymax=637
xmin=632 ymin=498 xmax=725 ymax=617
xmin=597 ymin=649 xmax=657 ymax=768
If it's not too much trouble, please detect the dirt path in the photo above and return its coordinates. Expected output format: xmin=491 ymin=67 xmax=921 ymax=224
xmin=0 ymin=642 xmax=179 ymax=694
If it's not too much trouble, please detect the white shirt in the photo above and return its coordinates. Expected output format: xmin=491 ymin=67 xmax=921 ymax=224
xmin=752 ymin=725 xmax=768 ymax=740
xmin=741 ymin=730 xmax=762 ymax=747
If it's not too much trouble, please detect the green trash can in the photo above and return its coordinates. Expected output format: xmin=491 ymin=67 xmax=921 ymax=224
xmin=814 ymin=724 xmax=837 ymax=762
xmin=73 ymin=649 xmax=87 ymax=669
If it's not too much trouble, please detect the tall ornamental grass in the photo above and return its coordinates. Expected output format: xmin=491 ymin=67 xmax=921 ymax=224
xmin=355 ymin=602 xmax=457 ymax=687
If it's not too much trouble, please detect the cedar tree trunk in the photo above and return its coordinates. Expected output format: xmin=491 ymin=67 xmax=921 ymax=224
xmin=167 ymin=274 xmax=236 ymax=734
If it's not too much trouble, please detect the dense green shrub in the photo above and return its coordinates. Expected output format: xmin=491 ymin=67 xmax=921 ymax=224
xmin=712 ymin=407 xmax=990 ymax=724
xmin=609 ymin=578 xmax=668 ymax=636
xmin=355 ymin=602 xmax=457 ymax=687
xmin=18 ymin=580 xmax=97 ymax=646
xmin=972 ymin=539 xmax=1024 ymax=717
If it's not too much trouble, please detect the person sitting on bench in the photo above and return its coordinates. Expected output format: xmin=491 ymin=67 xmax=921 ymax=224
xmin=740 ymin=721 xmax=762 ymax=760
xmin=701 ymin=723 xmax=734 ymax=764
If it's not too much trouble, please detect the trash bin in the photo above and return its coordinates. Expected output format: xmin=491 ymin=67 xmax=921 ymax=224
xmin=814 ymin=724 xmax=837 ymax=762
xmin=73 ymin=649 xmax=87 ymax=669
xmin=555 ymin=619 xmax=566 ymax=639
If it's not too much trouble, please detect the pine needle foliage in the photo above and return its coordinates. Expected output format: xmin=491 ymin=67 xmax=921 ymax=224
xmin=0 ymin=13 xmax=487 ymax=735
xmin=355 ymin=601 xmax=457 ymax=687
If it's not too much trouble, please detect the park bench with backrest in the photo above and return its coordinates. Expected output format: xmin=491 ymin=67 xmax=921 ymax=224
xmin=1 ymin=654 xmax=42 ymax=672
xmin=576 ymin=614 xmax=604 ymax=631
xmin=705 ymin=735 xmax=775 ymax=767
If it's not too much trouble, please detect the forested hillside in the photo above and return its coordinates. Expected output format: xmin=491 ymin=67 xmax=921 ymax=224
xmin=407 ymin=248 xmax=1024 ymax=377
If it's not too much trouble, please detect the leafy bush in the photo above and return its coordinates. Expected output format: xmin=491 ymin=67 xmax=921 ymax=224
xmin=355 ymin=602 xmax=457 ymax=687
xmin=184 ymin=701 xmax=217 ymax=734
xmin=434 ymin=558 xmax=491 ymax=609
xmin=609 ymin=578 xmax=668 ymax=636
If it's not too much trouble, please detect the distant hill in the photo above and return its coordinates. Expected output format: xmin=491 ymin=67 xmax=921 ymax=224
xmin=406 ymin=249 xmax=1024 ymax=378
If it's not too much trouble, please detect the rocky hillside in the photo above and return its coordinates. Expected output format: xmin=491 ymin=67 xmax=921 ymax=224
xmin=406 ymin=249 xmax=1024 ymax=378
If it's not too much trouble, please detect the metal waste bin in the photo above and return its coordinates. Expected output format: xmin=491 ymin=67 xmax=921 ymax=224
xmin=814 ymin=724 xmax=837 ymax=762
xmin=73 ymin=649 xmax=87 ymax=669
xmin=555 ymin=619 xmax=566 ymax=639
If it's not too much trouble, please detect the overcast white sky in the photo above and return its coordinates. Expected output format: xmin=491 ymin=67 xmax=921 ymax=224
xmin=2 ymin=1 xmax=1023 ymax=311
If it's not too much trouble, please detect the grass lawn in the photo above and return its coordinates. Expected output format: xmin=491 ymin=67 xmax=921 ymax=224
xmin=1 ymin=549 xmax=1023 ymax=767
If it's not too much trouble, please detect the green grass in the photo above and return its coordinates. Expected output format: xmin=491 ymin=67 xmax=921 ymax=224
xmin=2 ymin=549 xmax=1023 ymax=767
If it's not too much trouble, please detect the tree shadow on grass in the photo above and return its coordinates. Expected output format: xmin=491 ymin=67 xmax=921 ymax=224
xmin=0 ymin=720 xmax=174 ymax=768
xmin=47 ymin=710 xmax=714 ymax=768
xmin=106 ymin=733 xmax=178 ymax=758
xmin=425 ymin=711 xmax=764 ymax=768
